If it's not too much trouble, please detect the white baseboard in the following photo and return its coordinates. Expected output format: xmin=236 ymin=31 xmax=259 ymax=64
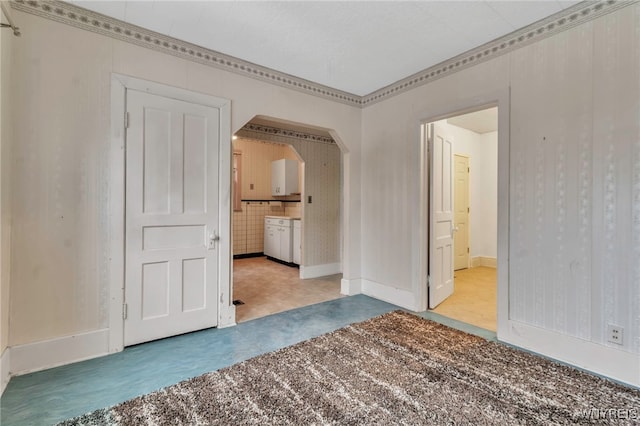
xmin=471 ymin=256 xmax=497 ymax=268
xmin=10 ymin=329 xmax=110 ymax=376
xmin=1 ymin=347 xmax=10 ymax=396
xmin=300 ymin=262 xmax=341 ymax=279
xmin=218 ymin=303 xmax=236 ymax=329
xmin=341 ymin=278 xmax=362 ymax=295
xmin=500 ymin=320 xmax=639 ymax=387
xmin=361 ymin=279 xmax=419 ymax=311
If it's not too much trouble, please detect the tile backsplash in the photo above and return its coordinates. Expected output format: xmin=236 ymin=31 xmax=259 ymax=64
xmin=284 ymin=203 xmax=302 ymax=218
xmin=233 ymin=201 xmax=301 ymax=256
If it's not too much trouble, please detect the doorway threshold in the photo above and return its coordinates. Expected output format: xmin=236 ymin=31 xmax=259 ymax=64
xmin=415 ymin=311 xmax=497 ymax=342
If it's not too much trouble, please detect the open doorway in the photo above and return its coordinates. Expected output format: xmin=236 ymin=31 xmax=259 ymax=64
xmin=231 ymin=117 xmax=345 ymax=323
xmin=425 ymin=107 xmax=498 ymax=331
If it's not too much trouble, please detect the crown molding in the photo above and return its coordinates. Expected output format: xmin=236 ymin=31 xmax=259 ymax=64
xmin=11 ymin=0 xmax=636 ymax=109
xmin=238 ymin=124 xmax=336 ymax=145
xmin=362 ymin=0 xmax=635 ymax=106
xmin=11 ymin=0 xmax=363 ymax=107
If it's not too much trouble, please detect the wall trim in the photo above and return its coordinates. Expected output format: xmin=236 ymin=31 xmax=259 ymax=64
xmin=10 ymin=0 xmax=634 ymax=108
xmin=341 ymin=278 xmax=362 ymax=296
xmin=242 ymin=123 xmax=336 ymax=145
xmin=361 ymin=0 xmax=635 ymax=106
xmin=361 ymin=279 xmax=419 ymax=311
xmin=300 ymin=262 xmax=341 ymax=279
xmin=1 ymin=347 xmax=10 ymax=396
xmin=500 ymin=320 xmax=639 ymax=388
xmin=10 ymin=329 xmax=109 ymax=377
xmin=470 ymin=256 xmax=497 ymax=268
xmin=11 ymin=0 xmax=361 ymax=107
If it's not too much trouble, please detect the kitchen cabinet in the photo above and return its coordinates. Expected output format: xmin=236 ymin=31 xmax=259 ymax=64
xmin=264 ymin=216 xmax=293 ymax=262
xmin=264 ymin=224 xmax=279 ymax=259
xmin=272 ymin=159 xmax=298 ymax=196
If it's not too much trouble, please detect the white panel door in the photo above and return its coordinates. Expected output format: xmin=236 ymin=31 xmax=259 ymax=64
xmin=454 ymin=155 xmax=470 ymax=270
xmin=125 ymin=89 xmax=220 ymax=346
xmin=429 ymin=122 xmax=455 ymax=309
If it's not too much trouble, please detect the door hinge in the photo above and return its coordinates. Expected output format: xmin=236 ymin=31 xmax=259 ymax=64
xmin=468 ymin=207 xmax=470 ymax=213
xmin=467 ymin=247 xmax=470 ymax=253
xmin=427 ymin=275 xmax=431 ymax=288
xmin=123 ymin=303 xmax=128 ymax=320
xmin=124 ymin=112 xmax=130 ymax=129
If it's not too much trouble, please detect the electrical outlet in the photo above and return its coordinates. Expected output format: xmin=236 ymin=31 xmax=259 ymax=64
xmin=607 ymin=324 xmax=623 ymax=345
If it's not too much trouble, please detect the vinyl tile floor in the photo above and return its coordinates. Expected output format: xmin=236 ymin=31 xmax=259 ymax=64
xmin=233 ymin=256 xmax=344 ymax=323
xmin=432 ymin=266 xmax=497 ymax=331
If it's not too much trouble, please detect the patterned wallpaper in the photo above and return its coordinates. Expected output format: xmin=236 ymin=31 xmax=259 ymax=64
xmin=508 ymin=7 xmax=640 ymax=353
xmin=11 ymin=0 xmax=632 ymax=107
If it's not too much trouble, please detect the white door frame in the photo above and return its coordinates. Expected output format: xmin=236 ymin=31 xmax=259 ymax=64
xmin=418 ymin=88 xmax=510 ymax=338
xmin=109 ymin=74 xmax=234 ymax=354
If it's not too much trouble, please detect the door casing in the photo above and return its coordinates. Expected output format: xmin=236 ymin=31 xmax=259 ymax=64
xmin=417 ymin=88 xmax=509 ymax=340
xmin=109 ymin=74 xmax=234 ymax=354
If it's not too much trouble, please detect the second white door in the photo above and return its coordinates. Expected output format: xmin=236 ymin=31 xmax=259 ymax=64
xmin=454 ymin=154 xmax=470 ymax=270
xmin=428 ymin=122 xmax=455 ymax=309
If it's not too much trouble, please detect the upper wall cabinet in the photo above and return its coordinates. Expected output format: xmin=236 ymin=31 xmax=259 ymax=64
xmin=272 ymin=159 xmax=299 ymax=196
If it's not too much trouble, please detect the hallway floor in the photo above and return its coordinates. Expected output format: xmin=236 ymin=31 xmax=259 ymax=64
xmin=432 ymin=266 xmax=497 ymax=331
xmin=233 ymin=256 xmax=344 ymax=322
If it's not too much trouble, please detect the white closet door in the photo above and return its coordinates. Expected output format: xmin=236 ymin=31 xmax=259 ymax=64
xmin=124 ymin=89 xmax=220 ymax=346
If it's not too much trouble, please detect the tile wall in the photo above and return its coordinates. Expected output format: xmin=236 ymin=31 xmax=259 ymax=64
xmin=233 ymin=201 xmax=302 ymax=256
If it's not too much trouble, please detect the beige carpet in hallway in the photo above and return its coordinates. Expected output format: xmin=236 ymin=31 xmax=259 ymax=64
xmin=233 ymin=257 xmax=344 ymax=322
xmin=432 ymin=266 xmax=497 ymax=331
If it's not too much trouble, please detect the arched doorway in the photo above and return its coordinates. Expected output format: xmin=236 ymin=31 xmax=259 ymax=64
xmin=230 ymin=116 xmax=346 ymax=322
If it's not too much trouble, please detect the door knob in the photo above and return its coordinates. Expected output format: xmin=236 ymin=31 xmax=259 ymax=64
xmin=208 ymin=231 xmax=220 ymax=249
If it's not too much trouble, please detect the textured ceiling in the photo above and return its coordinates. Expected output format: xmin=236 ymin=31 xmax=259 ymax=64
xmin=448 ymin=107 xmax=498 ymax=134
xmin=71 ymin=1 xmax=580 ymax=96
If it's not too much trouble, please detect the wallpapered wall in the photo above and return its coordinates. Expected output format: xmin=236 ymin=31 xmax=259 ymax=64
xmin=361 ymin=6 xmax=640 ymax=361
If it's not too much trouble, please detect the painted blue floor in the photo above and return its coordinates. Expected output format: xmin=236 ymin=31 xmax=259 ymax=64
xmin=1 ymin=295 xmax=400 ymax=425
xmin=0 ymin=295 xmax=496 ymax=425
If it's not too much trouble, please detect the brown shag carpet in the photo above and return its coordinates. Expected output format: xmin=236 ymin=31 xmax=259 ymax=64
xmin=60 ymin=311 xmax=640 ymax=425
